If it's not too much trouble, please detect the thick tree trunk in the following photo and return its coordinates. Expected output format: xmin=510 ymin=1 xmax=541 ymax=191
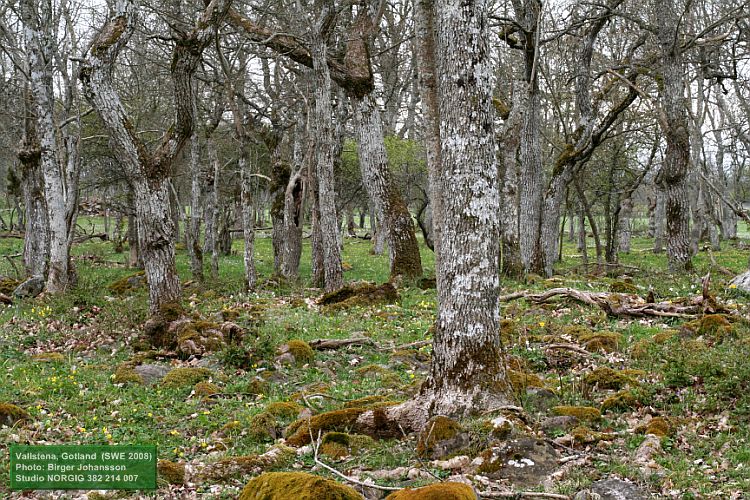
xmin=17 ymin=112 xmax=49 ymax=279
xmin=21 ymin=0 xmax=74 ymax=292
xmin=618 ymin=198 xmax=632 ymax=254
xmin=269 ymin=141 xmax=289 ymax=276
xmin=655 ymin=0 xmax=693 ymax=272
xmin=499 ymin=83 xmax=523 ymax=277
xmin=418 ymin=0 xmax=512 ymax=418
xmin=240 ymin=152 xmax=257 ymax=291
xmin=311 ymin=30 xmax=343 ymax=292
xmin=187 ymin=124 xmax=204 ymax=282
xmin=352 ymin=94 xmax=423 ymax=279
xmin=653 ymin=189 xmax=666 ymax=253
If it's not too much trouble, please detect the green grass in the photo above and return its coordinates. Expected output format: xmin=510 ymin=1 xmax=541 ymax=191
xmin=1 ymin=219 xmax=750 ymax=497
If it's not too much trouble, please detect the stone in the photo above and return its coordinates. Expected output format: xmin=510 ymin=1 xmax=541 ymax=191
xmin=729 ymin=270 xmax=750 ymax=293
xmin=13 ymin=276 xmax=45 ymax=298
xmin=524 ymin=387 xmax=558 ymax=413
xmin=574 ymin=477 xmax=649 ymax=500
xmin=134 ymin=364 xmax=171 ymax=385
xmin=541 ymin=416 xmax=580 ymax=435
xmin=477 ymin=438 xmax=559 ymax=488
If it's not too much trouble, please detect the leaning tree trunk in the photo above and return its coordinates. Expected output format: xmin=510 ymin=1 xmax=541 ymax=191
xmin=311 ymin=29 xmax=343 ymax=292
xmin=418 ymin=0 xmax=512 ymax=418
xmin=655 ymin=0 xmax=693 ymax=272
xmin=352 ymin=94 xmax=423 ymax=280
xmin=79 ymin=0 xmax=230 ymax=314
xmin=21 ymin=0 xmax=74 ymax=292
xmin=17 ymin=108 xmax=49 ymax=279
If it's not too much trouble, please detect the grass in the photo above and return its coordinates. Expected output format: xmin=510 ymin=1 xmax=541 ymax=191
xmin=1 ymin=219 xmax=750 ymax=498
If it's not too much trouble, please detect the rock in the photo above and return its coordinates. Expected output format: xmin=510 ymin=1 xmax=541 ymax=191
xmin=13 ymin=276 xmax=45 ymax=298
xmin=134 ymin=364 xmax=171 ymax=385
xmin=477 ymin=438 xmax=559 ymax=488
xmin=541 ymin=416 xmax=579 ymax=435
xmin=432 ymin=455 xmax=470 ymax=470
xmin=574 ymin=477 xmax=649 ymax=500
xmin=729 ymin=270 xmax=750 ymax=292
xmin=239 ymin=471 xmax=363 ymax=500
xmin=524 ymin=387 xmax=558 ymax=413
xmin=385 ymin=482 xmax=477 ymax=499
xmin=633 ymin=435 xmax=662 ymax=469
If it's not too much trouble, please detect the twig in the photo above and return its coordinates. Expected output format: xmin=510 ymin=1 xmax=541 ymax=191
xmin=309 ymin=338 xmax=378 ymax=350
xmin=309 ymin=428 xmax=402 ymax=492
xmin=544 ymin=344 xmax=592 ymax=356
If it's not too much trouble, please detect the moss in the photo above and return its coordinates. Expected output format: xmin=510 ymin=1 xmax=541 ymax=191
xmin=561 ymin=324 xmax=594 ymax=339
xmin=248 ymin=412 xmax=278 ymax=442
xmin=385 ymin=482 xmax=477 ymax=500
xmin=0 ymin=403 xmax=31 ymax=426
xmin=158 ymin=301 xmax=184 ymax=322
xmin=0 ymin=277 xmax=20 ymax=294
xmin=162 ymin=367 xmax=212 ymax=389
xmin=107 ymin=271 xmax=146 ymax=295
xmin=113 ymin=363 xmax=144 ymax=385
xmin=283 ymin=339 xmax=315 ymax=365
xmin=637 ymin=416 xmax=672 ymax=437
xmin=194 ymin=381 xmax=220 ymax=398
xmin=200 ymin=446 xmax=296 ymax=482
xmin=571 ymin=426 xmax=604 ymax=444
xmin=32 ymin=352 xmax=65 ymax=363
xmin=416 ymin=416 xmax=462 ymax=458
xmin=318 ymin=282 xmax=399 ymax=311
xmin=584 ymin=367 xmax=636 ymax=390
xmin=244 ymin=377 xmax=270 ymax=396
xmin=320 ymin=441 xmax=350 ymax=459
xmin=157 ymin=460 xmax=185 ymax=485
xmin=266 ymin=401 xmax=303 ymax=420
xmin=177 ymin=322 xmax=226 ymax=358
xmin=684 ymin=314 xmax=734 ymax=341
xmin=284 ymin=408 xmax=367 ymax=447
xmin=500 ymin=319 xmax=517 ymax=343
xmin=601 ymin=390 xmax=639 ymax=412
xmin=579 ymin=331 xmax=622 ymax=352
xmin=239 ymin=471 xmax=363 ymax=500
xmin=629 ymin=339 xmax=652 ymax=360
xmin=551 ymin=406 xmax=601 ymax=421
xmin=653 ymin=329 xmax=678 ymax=344
xmin=507 ymin=369 xmax=546 ymax=393
xmin=610 ymin=281 xmax=638 ymax=294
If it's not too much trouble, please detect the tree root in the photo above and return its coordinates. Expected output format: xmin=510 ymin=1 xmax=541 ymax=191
xmin=499 ymin=286 xmax=728 ymax=318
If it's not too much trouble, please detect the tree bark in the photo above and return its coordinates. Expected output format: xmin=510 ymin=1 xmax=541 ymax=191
xmin=499 ymin=83 xmax=523 ymax=277
xmin=418 ymin=0 xmax=512 ymax=418
xmin=187 ymin=110 xmax=204 ymax=282
xmin=79 ymin=0 xmax=230 ymax=313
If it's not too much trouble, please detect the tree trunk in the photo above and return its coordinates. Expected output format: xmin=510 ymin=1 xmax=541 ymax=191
xmin=17 ymin=104 xmax=49 ymax=278
xmin=269 ymin=140 xmax=289 ymax=276
xmin=618 ymin=198 xmax=633 ymax=254
xmin=655 ymin=0 xmax=693 ymax=272
xmin=187 ymin=119 xmax=204 ymax=282
xmin=418 ymin=0 xmax=512 ymax=418
xmin=204 ymin=136 xmax=220 ymax=280
xmin=499 ymin=82 xmax=523 ymax=277
xmin=653 ymin=188 xmax=667 ymax=253
xmin=240 ymin=152 xmax=256 ymax=291
xmin=311 ymin=27 xmax=343 ymax=292
xmin=21 ymin=0 xmax=74 ymax=292
xmin=352 ymin=93 xmax=423 ymax=279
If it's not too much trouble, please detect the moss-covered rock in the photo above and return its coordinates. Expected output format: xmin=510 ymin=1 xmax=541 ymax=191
xmin=584 ymin=367 xmax=636 ymax=390
xmin=199 ymin=445 xmax=296 ymax=482
xmin=107 ymin=272 xmax=146 ymax=295
xmin=319 ymin=432 xmax=375 ymax=459
xmin=579 ymin=331 xmax=622 ymax=353
xmin=243 ymin=376 xmax=270 ymax=396
xmin=239 ymin=472 xmax=363 ymax=500
xmin=284 ymin=408 xmax=367 ymax=447
xmin=601 ymin=390 xmax=639 ymax=412
xmin=386 ymin=482 xmax=477 ymax=500
xmin=653 ymin=329 xmax=678 ymax=344
xmin=277 ymin=339 xmax=315 ymax=365
xmin=551 ymin=405 xmax=601 ymax=421
xmin=162 ymin=367 xmax=212 ymax=389
xmin=683 ymin=314 xmax=734 ymax=341
xmin=266 ymin=401 xmax=303 ymax=420
xmin=194 ymin=381 xmax=220 ymax=398
xmin=561 ymin=324 xmax=594 ymax=339
xmin=157 ymin=460 xmax=185 ymax=485
xmin=0 ymin=403 xmax=30 ymax=426
xmin=570 ymin=425 xmax=614 ymax=444
xmin=507 ymin=369 xmax=546 ymax=394
xmin=476 ymin=438 xmax=559 ymax=487
xmin=318 ymin=282 xmax=399 ymax=311
xmin=416 ymin=416 xmax=468 ymax=459
xmin=113 ymin=363 xmax=144 ymax=385
xmin=636 ymin=416 xmax=672 ymax=437
xmin=610 ymin=281 xmax=638 ymax=294
xmin=248 ymin=412 xmax=278 ymax=442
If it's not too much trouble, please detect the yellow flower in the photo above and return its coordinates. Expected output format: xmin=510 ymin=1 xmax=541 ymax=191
xmin=539 ymin=321 xmax=546 ymax=327
xmin=147 ymin=412 xmax=153 ymax=418
xmin=106 ymin=434 xmax=112 ymax=440
xmin=729 ymin=284 xmax=738 ymax=289
xmin=202 ymin=410 xmax=210 ymax=415
xmin=79 ymin=427 xmax=86 ymax=433
xmin=170 ymin=430 xmax=180 ymax=436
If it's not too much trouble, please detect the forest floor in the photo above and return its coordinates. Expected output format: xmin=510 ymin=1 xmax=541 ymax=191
xmin=1 ymin=224 xmax=750 ymax=499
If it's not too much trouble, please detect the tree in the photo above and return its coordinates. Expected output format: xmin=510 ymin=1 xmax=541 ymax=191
xmin=79 ymin=0 xmax=231 ymax=315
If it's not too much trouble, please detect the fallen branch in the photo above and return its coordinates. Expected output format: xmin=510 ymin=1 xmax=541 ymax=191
xmin=0 ymin=232 xmax=24 ymax=239
xmin=308 ymin=338 xmax=377 ymax=350
xmin=544 ymin=344 xmax=592 ymax=356
xmin=310 ymin=429 xmax=402 ymax=492
xmin=499 ymin=287 xmax=724 ymax=318
xmin=73 ymin=232 xmax=108 ymax=244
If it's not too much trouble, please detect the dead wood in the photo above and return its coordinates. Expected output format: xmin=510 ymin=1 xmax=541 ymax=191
xmin=308 ymin=338 xmax=377 ymax=350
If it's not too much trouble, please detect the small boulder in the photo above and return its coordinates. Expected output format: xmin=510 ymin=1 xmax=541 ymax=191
xmin=134 ymin=364 xmax=171 ymax=385
xmin=13 ymin=276 xmax=45 ymax=298
xmin=541 ymin=415 xmax=579 ymax=435
xmin=0 ymin=403 xmax=31 ymax=426
xmin=477 ymin=438 xmax=559 ymax=488
xmin=239 ymin=471 xmax=363 ymax=500
xmin=574 ymin=477 xmax=648 ymax=500
xmin=729 ymin=270 xmax=750 ymax=293
xmin=416 ymin=416 xmax=470 ymax=460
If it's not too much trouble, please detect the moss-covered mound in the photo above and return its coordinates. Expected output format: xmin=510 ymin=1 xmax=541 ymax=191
xmin=319 ymin=432 xmax=376 ymax=459
xmin=176 ymin=320 xmax=228 ymax=358
xmin=551 ymin=405 xmax=601 ymax=421
xmin=239 ymin=471 xmax=363 ymax=500
xmin=386 ymin=482 xmax=476 ymax=500
xmin=610 ymin=280 xmax=638 ymax=294
xmin=162 ymin=367 xmax=212 ymax=389
xmin=248 ymin=412 xmax=278 ymax=442
xmin=579 ymin=331 xmax=622 ymax=352
xmin=32 ymin=352 xmax=65 ymax=363
xmin=636 ymin=416 xmax=673 ymax=437
xmin=416 ymin=416 xmax=467 ymax=459
xmin=277 ymin=339 xmax=315 ymax=365
xmin=108 ymin=271 xmax=146 ymax=295
xmin=507 ymin=369 xmax=546 ymax=394
xmin=113 ymin=363 xmax=145 ymax=385
xmin=193 ymin=381 xmax=220 ymax=398
xmin=199 ymin=446 xmax=296 ymax=482
xmin=584 ymin=367 xmax=636 ymax=390
xmin=683 ymin=314 xmax=734 ymax=341
xmin=601 ymin=390 xmax=639 ymax=412
xmin=143 ymin=302 xmax=186 ymax=349
xmin=0 ymin=277 xmax=20 ymax=295
xmin=0 ymin=403 xmax=30 ymax=426
xmin=284 ymin=408 xmax=367 ymax=447
xmin=318 ymin=282 xmax=399 ymax=311
xmin=266 ymin=401 xmax=303 ymax=420
xmin=157 ymin=460 xmax=185 ymax=485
